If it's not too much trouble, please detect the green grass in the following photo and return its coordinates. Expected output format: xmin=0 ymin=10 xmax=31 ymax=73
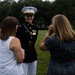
xmin=35 ymin=30 xmax=50 ymax=75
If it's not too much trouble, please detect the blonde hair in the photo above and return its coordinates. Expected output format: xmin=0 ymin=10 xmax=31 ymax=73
xmin=52 ymin=14 xmax=75 ymax=42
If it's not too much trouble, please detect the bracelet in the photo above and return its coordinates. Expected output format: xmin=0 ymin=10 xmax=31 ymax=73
xmin=46 ymin=33 xmax=50 ymax=37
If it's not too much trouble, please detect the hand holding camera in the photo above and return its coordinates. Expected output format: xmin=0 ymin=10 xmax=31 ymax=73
xmin=46 ymin=25 xmax=53 ymax=37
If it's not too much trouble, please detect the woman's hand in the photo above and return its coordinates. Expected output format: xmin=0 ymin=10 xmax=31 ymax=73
xmin=47 ymin=25 xmax=54 ymax=36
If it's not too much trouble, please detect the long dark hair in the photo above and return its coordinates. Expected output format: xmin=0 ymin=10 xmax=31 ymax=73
xmin=1 ymin=16 xmax=18 ymax=40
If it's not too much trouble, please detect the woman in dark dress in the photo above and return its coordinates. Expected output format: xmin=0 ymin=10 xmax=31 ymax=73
xmin=39 ymin=14 xmax=75 ymax=75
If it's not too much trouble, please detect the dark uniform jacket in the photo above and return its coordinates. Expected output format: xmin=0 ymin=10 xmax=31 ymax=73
xmin=16 ymin=22 xmax=38 ymax=63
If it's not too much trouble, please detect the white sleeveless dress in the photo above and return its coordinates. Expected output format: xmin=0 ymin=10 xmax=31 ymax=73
xmin=0 ymin=36 xmax=24 ymax=75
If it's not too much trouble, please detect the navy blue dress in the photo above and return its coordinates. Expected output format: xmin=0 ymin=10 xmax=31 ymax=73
xmin=44 ymin=35 xmax=75 ymax=75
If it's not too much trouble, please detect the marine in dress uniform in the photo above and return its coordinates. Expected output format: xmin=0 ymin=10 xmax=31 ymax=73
xmin=16 ymin=6 xmax=38 ymax=75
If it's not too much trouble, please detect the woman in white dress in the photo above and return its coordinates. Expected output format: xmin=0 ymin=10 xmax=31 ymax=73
xmin=0 ymin=16 xmax=25 ymax=75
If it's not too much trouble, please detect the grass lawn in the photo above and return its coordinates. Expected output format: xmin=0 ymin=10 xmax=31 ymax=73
xmin=35 ymin=30 xmax=50 ymax=75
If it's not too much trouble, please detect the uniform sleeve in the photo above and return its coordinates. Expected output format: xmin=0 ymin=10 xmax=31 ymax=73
xmin=16 ymin=26 xmax=23 ymax=41
xmin=35 ymin=26 xmax=38 ymax=41
xmin=16 ymin=27 xmax=21 ymax=38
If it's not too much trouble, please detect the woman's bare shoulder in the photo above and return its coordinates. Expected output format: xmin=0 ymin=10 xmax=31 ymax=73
xmin=10 ymin=37 xmax=21 ymax=50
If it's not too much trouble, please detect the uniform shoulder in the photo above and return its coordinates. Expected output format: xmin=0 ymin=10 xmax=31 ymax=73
xmin=18 ymin=24 xmax=25 ymax=28
xmin=18 ymin=24 xmax=23 ymax=27
xmin=33 ymin=24 xmax=38 ymax=28
xmin=17 ymin=24 xmax=24 ymax=31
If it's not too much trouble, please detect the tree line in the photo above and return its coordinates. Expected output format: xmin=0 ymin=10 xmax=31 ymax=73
xmin=0 ymin=0 xmax=75 ymax=28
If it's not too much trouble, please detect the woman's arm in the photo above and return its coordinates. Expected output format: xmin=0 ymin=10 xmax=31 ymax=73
xmin=10 ymin=38 xmax=25 ymax=64
xmin=39 ymin=25 xmax=53 ymax=51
